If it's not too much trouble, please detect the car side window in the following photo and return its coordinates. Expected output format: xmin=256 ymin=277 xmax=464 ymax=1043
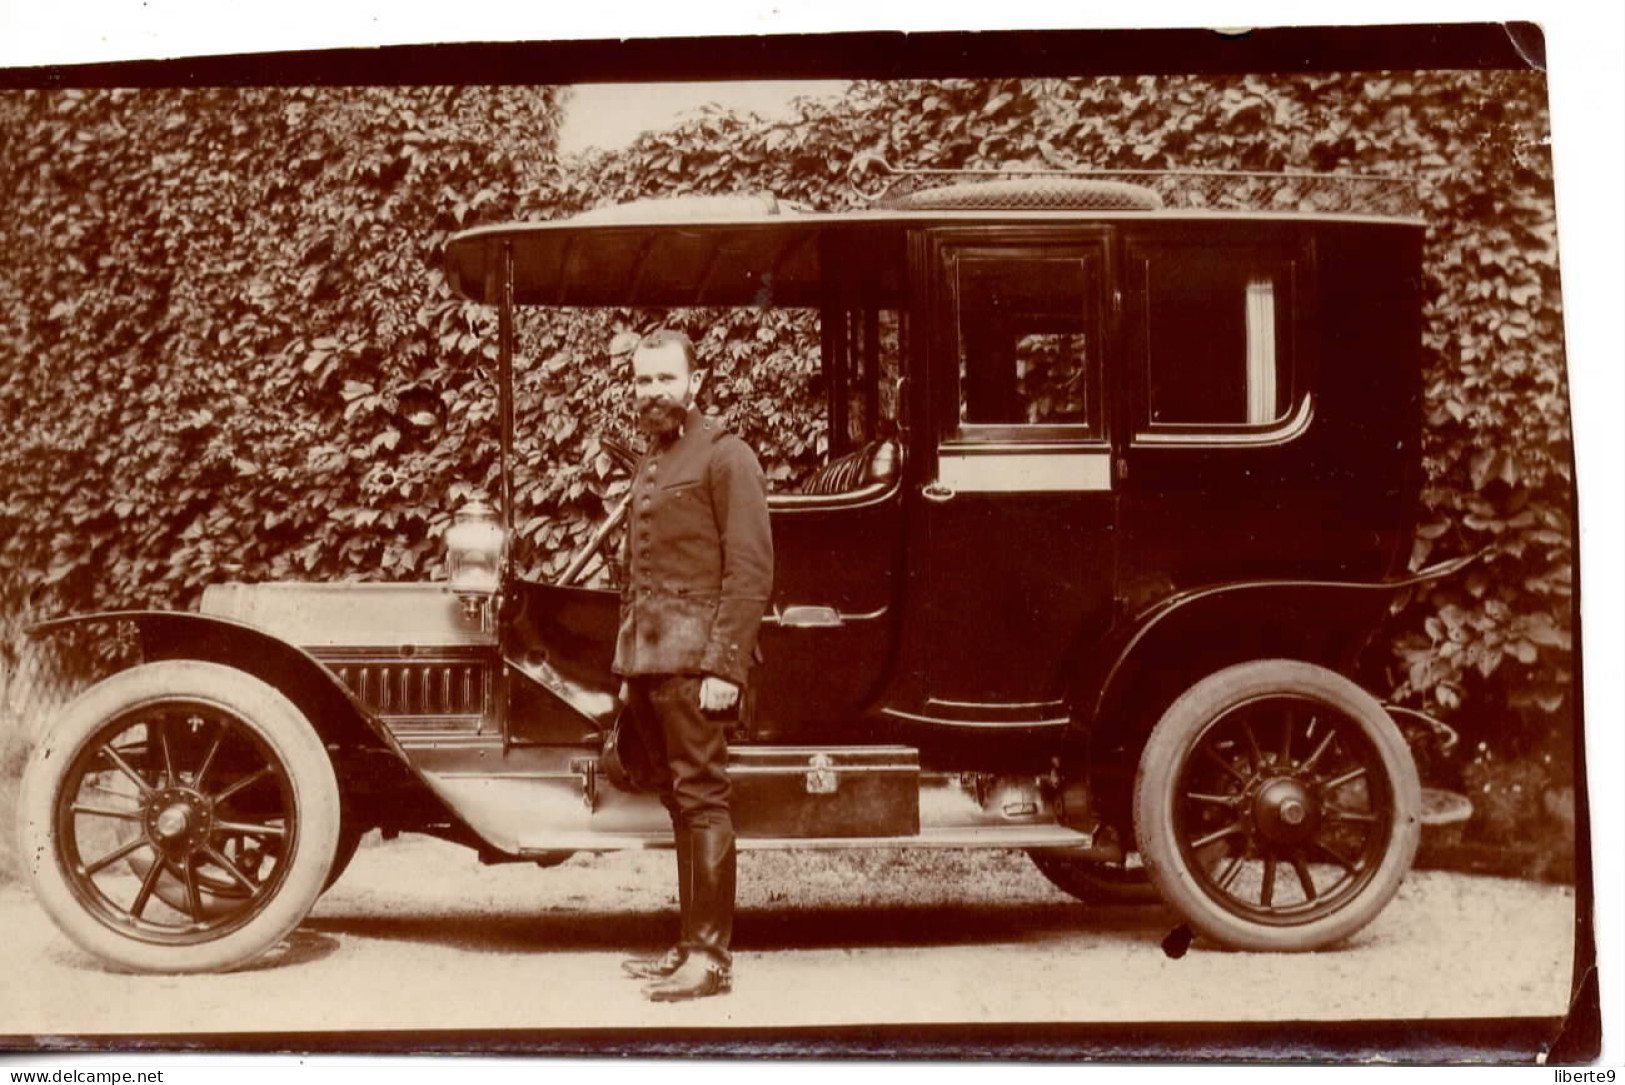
xmin=1128 ymin=242 xmax=1303 ymax=439
xmin=952 ymin=253 xmax=1104 ymax=440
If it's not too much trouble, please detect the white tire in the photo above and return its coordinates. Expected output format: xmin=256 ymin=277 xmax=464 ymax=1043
xmin=18 ymin=660 xmax=339 ymax=973
xmin=1134 ymin=660 xmax=1421 ymax=952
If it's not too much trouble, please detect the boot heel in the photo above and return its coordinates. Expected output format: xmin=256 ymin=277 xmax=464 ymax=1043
xmin=621 ymin=946 xmax=686 ymax=980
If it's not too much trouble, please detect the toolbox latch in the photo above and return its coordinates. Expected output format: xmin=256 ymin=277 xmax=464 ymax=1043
xmin=805 ymin=753 xmax=838 ymax=794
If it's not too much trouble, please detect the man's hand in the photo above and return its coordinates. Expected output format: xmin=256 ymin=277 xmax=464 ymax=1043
xmin=698 ymin=675 xmax=740 ymax=713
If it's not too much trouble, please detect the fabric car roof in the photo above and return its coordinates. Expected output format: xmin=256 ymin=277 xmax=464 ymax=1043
xmin=445 ymin=197 xmax=892 ymax=309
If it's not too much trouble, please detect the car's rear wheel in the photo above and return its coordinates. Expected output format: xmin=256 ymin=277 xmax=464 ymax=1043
xmin=1133 ymin=660 xmax=1421 ymax=952
xmin=18 ymin=660 xmax=340 ymax=973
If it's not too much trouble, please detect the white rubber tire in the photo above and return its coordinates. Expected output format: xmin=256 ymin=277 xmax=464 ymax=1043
xmin=18 ymin=660 xmax=340 ymax=973
xmin=1134 ymin=660 xmax=1421 ymax=952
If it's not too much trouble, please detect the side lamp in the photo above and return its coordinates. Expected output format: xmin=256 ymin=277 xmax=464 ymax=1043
xmin=445 ymin=499 xmax=507 ymax=620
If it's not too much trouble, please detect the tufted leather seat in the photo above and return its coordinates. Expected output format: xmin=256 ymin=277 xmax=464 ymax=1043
xmin=797 ymin=439 xmax=901 ymax=495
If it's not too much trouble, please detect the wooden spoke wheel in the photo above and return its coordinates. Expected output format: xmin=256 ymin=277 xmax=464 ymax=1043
xmin=1134 ymin=660 xmax=1421 ymax=952
xmin=19 ymin=661 xmax=340 ymax=973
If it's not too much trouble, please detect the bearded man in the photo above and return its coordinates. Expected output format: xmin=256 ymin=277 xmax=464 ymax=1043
xmin=611 ymin=328 xmax=774 ymax=1002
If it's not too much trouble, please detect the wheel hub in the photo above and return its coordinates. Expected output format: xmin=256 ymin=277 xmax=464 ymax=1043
xmin=1252 ymin=777 xmax=1320 ymax=844
xmin=154 ymin=805 xmax=191 ymax=839
xmin=143 ymin=787 xmax=212 ymax=854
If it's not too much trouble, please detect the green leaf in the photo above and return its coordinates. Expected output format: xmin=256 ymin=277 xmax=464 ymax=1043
xmin=1521 ymin=612 xmax=1568 ymax=648
xmin=1468 ymin=449 xmax=1503 ymax=492
xmin=983 ymin=91 xmax=1014 ymax=116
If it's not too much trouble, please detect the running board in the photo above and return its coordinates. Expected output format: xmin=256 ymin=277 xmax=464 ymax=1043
xmin=513 ymin=823 xmax=1102 ymax=855
xmin=411 ymin=741 xmax=1096 ymax=858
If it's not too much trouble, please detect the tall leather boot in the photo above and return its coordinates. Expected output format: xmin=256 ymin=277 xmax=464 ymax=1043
xmin=644 ymin=826 xmax=735 ymax=1002
xmin=621 ymin=829 xmax=692 ymax=979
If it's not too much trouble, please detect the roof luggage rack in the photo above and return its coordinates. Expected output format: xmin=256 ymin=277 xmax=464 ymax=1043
xmin=849 ymin=155 xmax=1423 ymax=220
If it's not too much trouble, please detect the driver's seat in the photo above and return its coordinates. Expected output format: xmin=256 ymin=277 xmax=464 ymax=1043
xmin=797 ymin=439 xmax=901 ymax=495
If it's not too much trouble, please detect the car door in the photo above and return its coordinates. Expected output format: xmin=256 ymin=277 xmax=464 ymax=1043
xmin=902 ymin=227 xmax=1119 ymax=724
xmin=1114 ymin=225 xmax=1326 ymax=604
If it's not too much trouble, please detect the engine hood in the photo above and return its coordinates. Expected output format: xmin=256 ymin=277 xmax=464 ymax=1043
xmin=199 ymin=581 xmax=493 ymax=650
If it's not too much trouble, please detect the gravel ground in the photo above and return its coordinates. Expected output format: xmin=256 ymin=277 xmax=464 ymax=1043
xmin=0 ymin=834 xmax=1578 ymax=1040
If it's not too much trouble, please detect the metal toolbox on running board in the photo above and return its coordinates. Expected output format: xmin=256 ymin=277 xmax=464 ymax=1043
xmin=729 ymin=745 xmax=921 ymax=838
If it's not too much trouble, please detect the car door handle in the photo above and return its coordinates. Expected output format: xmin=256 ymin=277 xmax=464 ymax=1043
xmin=779 ymin=606 xmax=844 ymax=628
xmin=921 ymin=481 xmax=957 ymax=503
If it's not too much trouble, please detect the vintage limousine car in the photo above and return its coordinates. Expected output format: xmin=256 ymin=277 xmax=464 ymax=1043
xmin=19 ymin=165 xmax=1470 ymax=972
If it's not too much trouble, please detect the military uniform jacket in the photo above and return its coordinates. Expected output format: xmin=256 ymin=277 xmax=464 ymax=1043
xmin=612 ymin=408 xmax=774 ymax=687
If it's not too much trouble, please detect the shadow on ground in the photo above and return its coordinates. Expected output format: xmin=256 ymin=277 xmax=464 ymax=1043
xmin=307 ymin=898 xmax=1174 ymax=956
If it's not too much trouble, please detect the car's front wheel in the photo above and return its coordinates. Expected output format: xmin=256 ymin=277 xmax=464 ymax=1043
xmin=18 ymin=660 xmax=340 ymax=973
xmin=1133 ymin=660 xmax=1421 ymax=952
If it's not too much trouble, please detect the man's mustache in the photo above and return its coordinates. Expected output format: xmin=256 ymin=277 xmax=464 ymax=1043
xmin=637 ymin=395 xmax=687 ymax=437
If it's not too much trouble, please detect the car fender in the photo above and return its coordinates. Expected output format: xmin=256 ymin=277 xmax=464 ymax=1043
xmin=1081 ymin=553 xmax=1481 ymax=742
xmin=29 ymin=609 xmax=412 ymax=759
xmin=29 ymin=609 xmax=558 ymax=853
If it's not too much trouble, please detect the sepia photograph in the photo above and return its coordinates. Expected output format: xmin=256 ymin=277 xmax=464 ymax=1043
xmin=0 ymin=15 xmax=1611 ymax=1065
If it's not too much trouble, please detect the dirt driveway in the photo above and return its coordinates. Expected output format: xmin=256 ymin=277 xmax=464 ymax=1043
xmin=0 ymin=835 xmax=1577 ymax=1041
